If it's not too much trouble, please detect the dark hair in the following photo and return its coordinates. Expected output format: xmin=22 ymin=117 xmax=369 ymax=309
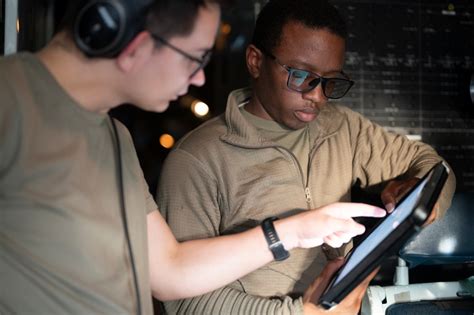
xmin=145 ymin=0 xmax=228 ymax=40
xmin=251 ymin=0 xmax=347 ymax=54
xmin=59 ymin=0 xmax=231 ymax=40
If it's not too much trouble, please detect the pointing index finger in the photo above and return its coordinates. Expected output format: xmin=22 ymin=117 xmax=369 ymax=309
xmin=322 ymin=203 xmax=386 ymax=219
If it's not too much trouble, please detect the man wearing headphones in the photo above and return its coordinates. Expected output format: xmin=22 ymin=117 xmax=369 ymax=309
xmin=0 ymin=0 xmax=387 ymax=314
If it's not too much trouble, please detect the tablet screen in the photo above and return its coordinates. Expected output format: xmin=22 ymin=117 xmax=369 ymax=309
xmin=319 ymin=162 xmax=449 ymax=309
xmin=332 ymin=174 xmax=430 ymax=285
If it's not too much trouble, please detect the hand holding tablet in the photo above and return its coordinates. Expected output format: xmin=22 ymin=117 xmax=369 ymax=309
xmin=317 ymin=161 xmax=450 ymax=310
xmin=303 ymin=259 xmax=379 ymax=315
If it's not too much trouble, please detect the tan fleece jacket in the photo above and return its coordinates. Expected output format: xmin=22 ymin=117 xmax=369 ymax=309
xmin=157 ymin=87 xmax=456 ymax=314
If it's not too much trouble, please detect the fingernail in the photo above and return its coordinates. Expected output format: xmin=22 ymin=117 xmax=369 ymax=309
xmin=385 ymin=203 xmax=395 ymax=212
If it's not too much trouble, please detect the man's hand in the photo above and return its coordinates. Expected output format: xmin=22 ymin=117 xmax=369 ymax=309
xmin=276 ymin=203 xmax=386 ymax=250
xmin=148 ymin=203 xmax=384 ymax=300
xmin=302 ymin=258 xmax=379 ymax=315
xmin=380 ymin=177 xmax=419 ymax=212
xmin=381 ymin=177 xmax=438 ymax=225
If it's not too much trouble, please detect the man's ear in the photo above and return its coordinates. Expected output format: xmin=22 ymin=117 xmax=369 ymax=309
xmin=116 ymin=31 xmax=154 ymax=73
xmin=246 ymin=44 xmax=264 ymax=79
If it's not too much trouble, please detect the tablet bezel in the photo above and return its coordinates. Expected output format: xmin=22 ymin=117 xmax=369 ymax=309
xmin=318 ymin=161 xmax=449 ymax=309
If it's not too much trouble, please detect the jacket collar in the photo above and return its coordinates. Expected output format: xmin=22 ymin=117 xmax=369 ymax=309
xmin=221 ymin=87 xmax=345 ymax=148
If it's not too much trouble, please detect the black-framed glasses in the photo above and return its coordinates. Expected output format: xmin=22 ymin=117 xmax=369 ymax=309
xmin=265 ymin=53 xmax=354 ymax=99
xmin=151 ymin=34 xmax=212 ymax=78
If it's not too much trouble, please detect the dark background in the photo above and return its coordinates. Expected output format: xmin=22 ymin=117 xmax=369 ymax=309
xmin=124 ymin=0 xmax=474 ymax=195
xmin=8 ymin=0 xmax=473 ymax=196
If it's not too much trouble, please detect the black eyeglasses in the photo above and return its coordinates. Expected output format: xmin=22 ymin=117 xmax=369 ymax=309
xmin=151 ymin=34 xmax=212 ymax=78
xmin=265 ymin=53 xmax=354 ymax=99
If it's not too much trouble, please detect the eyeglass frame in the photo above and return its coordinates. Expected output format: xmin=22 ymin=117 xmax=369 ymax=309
xmin=150 ymin=33 xmax=212 ymax=78
xmin=262 ymin=51 xmax=354 ymax=99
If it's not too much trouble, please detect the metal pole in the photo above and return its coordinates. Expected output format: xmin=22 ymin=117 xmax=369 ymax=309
xmin=4 ymin=0 xmax=18 ymax=54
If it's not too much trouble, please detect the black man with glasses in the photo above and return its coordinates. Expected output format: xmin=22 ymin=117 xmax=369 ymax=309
xmin=157 ymin=0 xmax=455 ymax=314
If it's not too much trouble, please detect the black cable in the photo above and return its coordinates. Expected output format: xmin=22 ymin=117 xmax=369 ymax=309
xmin=110 ymin=117 xmax=142 ymax=315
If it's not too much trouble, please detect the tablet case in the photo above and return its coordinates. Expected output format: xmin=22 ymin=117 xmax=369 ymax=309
xmin=318 ymin=161 xmax=450 ymax=309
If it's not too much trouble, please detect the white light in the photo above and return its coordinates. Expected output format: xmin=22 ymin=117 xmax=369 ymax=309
xmin=192 ymin=101 xmax=209 ymax=117
xmin=438 ymin=237 xmax=457 ymax=254
xmin=406 ymin=134 xmax=422 ymax=141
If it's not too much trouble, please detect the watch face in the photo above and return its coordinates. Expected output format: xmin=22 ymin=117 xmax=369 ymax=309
xmin=272 ymin=243 xmax=290 ymax=261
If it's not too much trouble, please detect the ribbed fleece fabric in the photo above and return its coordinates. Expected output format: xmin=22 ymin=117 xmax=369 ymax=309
xmin=157 ymin=87 xmax=456 ymax=315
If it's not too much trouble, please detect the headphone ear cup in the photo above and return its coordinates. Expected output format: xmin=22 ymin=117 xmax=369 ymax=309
xmin=74 ymin=0 xmax=153 ymax=58
xmin=74 ymin=0 xmax=127 ymax=57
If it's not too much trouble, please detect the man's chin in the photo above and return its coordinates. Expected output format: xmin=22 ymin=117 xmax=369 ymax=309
xmin=156 ymin=103 xmax=171 ymax=113
xmin=143 ymin=101 xmax=170 ymax=113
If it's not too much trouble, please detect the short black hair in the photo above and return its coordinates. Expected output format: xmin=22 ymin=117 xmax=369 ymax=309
xmin=251 ymin=0 xmax=347 ymax=54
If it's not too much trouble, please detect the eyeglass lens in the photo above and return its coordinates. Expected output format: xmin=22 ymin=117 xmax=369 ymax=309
xmin=151 ymin=33 xmax=212 ymax=78
xmin=288 ymin=69 xmax=353 ymax=99
xmin=189 ymin=50 xmax=212 ymax=78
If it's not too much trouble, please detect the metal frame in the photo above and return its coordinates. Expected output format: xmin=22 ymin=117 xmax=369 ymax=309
xmin=362 ymin=281 xmax=469 ymax=314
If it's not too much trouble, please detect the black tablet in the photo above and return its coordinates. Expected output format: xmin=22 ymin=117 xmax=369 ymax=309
xmin=318 ymin=161 xmax=450 ymax=309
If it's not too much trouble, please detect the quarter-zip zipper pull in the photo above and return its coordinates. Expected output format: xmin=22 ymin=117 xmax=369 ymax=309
xmin=305 ymin=187 xmax=312 ymax=204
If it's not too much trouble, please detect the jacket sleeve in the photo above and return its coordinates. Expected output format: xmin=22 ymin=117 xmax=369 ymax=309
xmin=164 ymin=286 xmax=304 ymax=315
xmin=156 ymin=149 xmax=305 ymax=315
xmin=346 ymin=108 xmax=456 ymax=217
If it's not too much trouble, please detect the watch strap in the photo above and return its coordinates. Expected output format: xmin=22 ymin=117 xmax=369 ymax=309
xmin=261 ymin=217 xmax=290 ymax=261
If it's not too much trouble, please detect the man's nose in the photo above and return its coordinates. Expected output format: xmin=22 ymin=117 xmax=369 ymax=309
xmin=301 ymin=83 xmax=327 ymax=103
xmin=189 ymin=68 xmax=206 ymax=87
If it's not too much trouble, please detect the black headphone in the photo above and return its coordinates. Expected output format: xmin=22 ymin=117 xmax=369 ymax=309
xmin=73 ymin=0 xmax=153 ymax=57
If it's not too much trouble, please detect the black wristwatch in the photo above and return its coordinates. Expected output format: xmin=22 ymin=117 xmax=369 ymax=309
xmin=261 ymin=217 xmax=290 ymax=261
